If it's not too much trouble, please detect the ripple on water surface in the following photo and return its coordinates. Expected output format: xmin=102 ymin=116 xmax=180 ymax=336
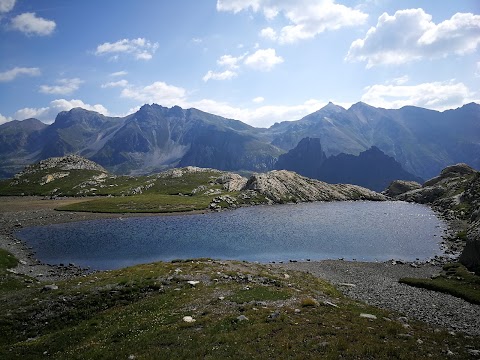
xmin=16 ymin=201 xmax=446 ymax=270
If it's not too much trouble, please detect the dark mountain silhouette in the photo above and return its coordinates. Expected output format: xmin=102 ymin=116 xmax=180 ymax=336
xmin=275 ymin=137 xmax=422 ymax=191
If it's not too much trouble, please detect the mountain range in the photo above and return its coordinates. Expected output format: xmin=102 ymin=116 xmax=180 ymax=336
xmin=0 ymin=101 xmax=479 ymax=184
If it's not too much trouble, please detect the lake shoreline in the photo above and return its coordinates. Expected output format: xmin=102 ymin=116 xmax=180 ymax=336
xmin=0 ymin=195 xmax=453 ymax=281
xmin=2 ymin=196 xmax=480 ymax=335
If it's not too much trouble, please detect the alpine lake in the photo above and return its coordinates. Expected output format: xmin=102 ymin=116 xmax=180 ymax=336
xmin=17 ymin=201 xmax=446 ymax=270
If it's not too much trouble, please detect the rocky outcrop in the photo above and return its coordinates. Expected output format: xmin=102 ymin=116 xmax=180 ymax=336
xmin=16 ymin=154 xmax=107 ymax=178
xmin=215 ymin=173 xmax=248 ymax=192
xmin=393 ymin=164 xmax=480 ymax=272
xmin=423 ymin=163 xmax=476 ymax=187
xmin=383 ymin=180 xmax=422 ymax=198
xmin=243 ymin=170 xmax=386 ymax=203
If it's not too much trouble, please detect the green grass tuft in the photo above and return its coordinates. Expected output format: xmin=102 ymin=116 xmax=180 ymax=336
xmin=400 ymin=262 xmax=480 ymax=304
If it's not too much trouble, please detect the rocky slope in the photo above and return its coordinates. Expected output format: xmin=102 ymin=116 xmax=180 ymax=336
xmin=387 ymin=163 xmax=480 ymax=273
xmin=244 ymin=170 xmax=386 ymax=203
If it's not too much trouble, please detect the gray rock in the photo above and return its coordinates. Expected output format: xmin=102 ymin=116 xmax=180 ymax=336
xmin=236 ymin=315 xmax=249 ymax=322
xmin=42 ymin=284 xmax=58 ymax=291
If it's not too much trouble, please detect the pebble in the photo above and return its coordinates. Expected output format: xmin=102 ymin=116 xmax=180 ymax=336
xmin=278 ymin=261 xmax=480 ymax=336
xmin=360 ymin=313 xmax=377 ymax=320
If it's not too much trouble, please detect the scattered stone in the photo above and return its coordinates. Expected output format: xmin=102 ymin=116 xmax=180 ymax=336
xmin=218 ymin=296 xmax=225 ymax=301
xmin=42 ymin=284 xmax=58 ymax=291
xmin=236 ymin=315 xmax=249 ymax=322
xmin=360 ymin=313 xmax=377 ymax=320
xmin=323 ymin=301 xmax=339 ymax=308
xmin=338 ymin=283 xmax=356 ymax=287
xmin=283 ymin=273 xmax=290 ymax=279
xmin=467 ymin=349 xmax=480 ymax=356
xmin=187 ymin=280 xmax=200 ymax=287
xmin=267 ymin=310 xmax=281 ymax=321
xmin=182 ymin=316 xmax=196 ymax=323
xmin=294 ymin=309 xmax=301 ymax=314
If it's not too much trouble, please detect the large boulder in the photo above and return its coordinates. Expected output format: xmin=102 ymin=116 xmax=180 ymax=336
xmin=384 ymin=180 xmax=422 ymax=198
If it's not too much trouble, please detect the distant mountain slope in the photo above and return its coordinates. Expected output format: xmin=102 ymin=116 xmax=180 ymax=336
xmin=265 ymin=102 xmax=480 ymax=179
xmin=0 ymin=104 xmax=281 ymax=177
xmin=0 ymin=118 xmax=47 ymax=178
xmin=275 ymin=137 xmax=421 ymax=191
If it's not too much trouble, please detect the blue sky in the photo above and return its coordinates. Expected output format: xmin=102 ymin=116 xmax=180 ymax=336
xmin=0 ymin=0 xmax=479 ymax=127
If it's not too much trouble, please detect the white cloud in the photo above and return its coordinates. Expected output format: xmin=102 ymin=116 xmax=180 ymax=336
xmin=244 ymin=48 xmax=283 ymax=71
xmin=0 ymin=112 xmax=12 ymax=125
xmin=40 ymin=78 xmax=83 ymax=95
xmin=101 ymin=79 xmax=129 ymax=88
xmin=11 ymin=12 xmax=56 ymax=36
xmin=218 ymin=0 xmax=368 ymax=44
xmin=0 ymin=66 xmax=40 ymax=82
xmin=110 ymin=70 xmax=128 ymax=77
xmin=252 ymin=96 xmax=265 ymax=103
xmin=476 ymin=62 xmax=480 ymax=78
xmin=347 ymin=9 xmax=480 ymax=67
xmin=217 ymin=54 xmax=245 ymax=69
xmin=216 ymin=0 xmax=261 ymax=13
xmin=120 ymin=81 xmax=187 ymax=107
xmin=202 ymin=70 xmax=238 ymax=82
xmin=14 ymin=99 xmax=109 ymax=123
xmin=361 ymin=81 xmax=477 ymax=111
xmin=390 ymin=75 xmax=409 ymax=85
xmin=95 ymin=38 xmax=159 ymax=61
xmin=260 ymin=27 xmax=277 ymax=41
xmin=0 ymin=0 xmax=15 ymax=13
xmin=189 ymin=98 xmax=333 ymax=127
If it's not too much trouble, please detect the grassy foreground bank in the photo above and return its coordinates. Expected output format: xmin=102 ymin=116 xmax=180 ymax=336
xmin=1 ymin=250 xmax=479 ymax=359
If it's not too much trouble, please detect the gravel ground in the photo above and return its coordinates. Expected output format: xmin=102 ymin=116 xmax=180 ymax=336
xmin=2 ymin=196 xmax=480 ymax=336
xmin=279 ymin=260 xmax=480 ymax=336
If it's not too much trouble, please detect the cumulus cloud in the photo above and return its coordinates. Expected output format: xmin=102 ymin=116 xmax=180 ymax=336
xmin=0 ymin=112 xmax=12 ymax=125
xmin=218 ymin=0 xmax=367 ymax=43
xmin=11 ymin=12 xmax=56 ymax=36
xmin=14 ymin=99 xmax=109 ymax=123
xmin=101 ymin=79 xmax=129 ymax=88
xmin=347 ymin=9 xmax=480 ymax=67
xmin=202 ymin=70 xmax=238 ymax=82
xmin=361 ymin=81 xmax=477 ymax=111
xmin=120 ymin=81 xmax=187 ymax=107
xmin=189 ymin=98 xmax=334 ymax=127
xmin=0 ymin=66 xmax=40 ymax=82
xmin=40 ymin=78 xmax=83 ymax=95
xmin=244 ymin=48 xmax=283 ymax=71
xmin=260 ymin=27 xmax=277 ymax=41
xmin=217 ymin=54 xmax=245 ymax=69
xmin=95 ymin=38 xmax=159 ymax=61
xmin=0 ymin=0 xmax=15 ymax=13
xmin=252 ymin=96 xmax=265 ymax=103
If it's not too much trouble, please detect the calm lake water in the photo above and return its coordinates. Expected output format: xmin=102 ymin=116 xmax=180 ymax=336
xmin=17 ymin=201 xmax=445 ymax=270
